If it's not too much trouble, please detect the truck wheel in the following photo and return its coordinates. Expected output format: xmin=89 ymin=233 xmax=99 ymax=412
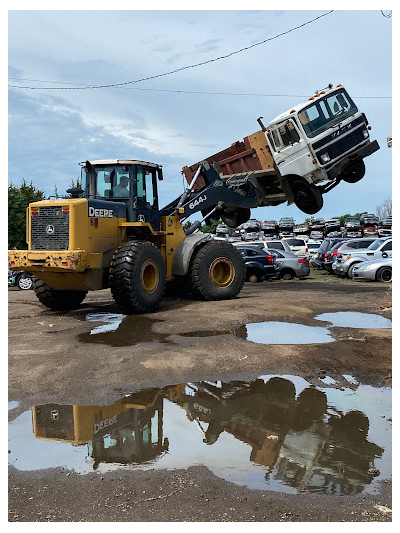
xmin=189 ymin=240 xmax=245 ymax=300
xmin=291 ymin=179 xmax=323 ymax=214
xmin=33 ymin=279 xmax=87 ymax=310
xmin=109 ymin=241 xmax=166 ymax=313
xmin=376 ymin=266 xmax=392 ymax=283
xmin=220 ymin=207 xmax=251 ymax=228
xmin=342 ymin=161 xmax=365 ymax=183
xmin=17 ymin=274 xmax=33 ymax=290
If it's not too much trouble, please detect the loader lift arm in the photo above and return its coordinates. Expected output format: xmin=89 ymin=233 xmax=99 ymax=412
xmin=160 ymin=161 xmax=261 ymax=228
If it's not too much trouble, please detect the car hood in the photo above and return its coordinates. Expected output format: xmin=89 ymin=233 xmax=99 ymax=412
xmin=354 ymin=258 xmax=392 ymax=269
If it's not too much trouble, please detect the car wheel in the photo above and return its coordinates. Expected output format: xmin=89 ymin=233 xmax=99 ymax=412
xmin=17 ymin=275 xmax=33 ymax=290
xmin=347 ymin=263 xmax=360 ymax=279
xmin=248 ymin=274 xmax=258 ymax=283
xmin=280 ymin=269 xmax=295 ymax=281
xmin=376 ymin=266 xmax=392 ymax=283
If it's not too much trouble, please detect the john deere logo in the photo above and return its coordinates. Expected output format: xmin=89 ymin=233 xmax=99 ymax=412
xmin=46 ymin=224 xmax=55 ymax=235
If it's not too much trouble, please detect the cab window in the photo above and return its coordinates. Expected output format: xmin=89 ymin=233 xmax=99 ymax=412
xmin=278 ymin=121 xmax=300 ymax=147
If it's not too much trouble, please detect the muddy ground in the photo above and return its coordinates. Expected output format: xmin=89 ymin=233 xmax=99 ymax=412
xmin=8 ymin=277 xmax=392 ymax=522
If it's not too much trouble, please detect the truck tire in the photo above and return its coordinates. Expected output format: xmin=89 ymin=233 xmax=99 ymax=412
xmin=291 ymin=179 xmax=323 ymax=214
xmin=33 ymin=279 xmax=87 ymax=310
xmin=376 ymin=266 xmax=392 ymax=283
xmin=109 ymin=241 xmax=166 ymax=313
xmin=189 ymin=240 xmax=245 ymax=300
xmin=342 ymin=161 xmax=365 ymax=183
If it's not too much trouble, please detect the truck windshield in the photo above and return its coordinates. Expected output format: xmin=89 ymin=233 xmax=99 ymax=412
xmin=298 ymin=89 xmax=358 ymax=139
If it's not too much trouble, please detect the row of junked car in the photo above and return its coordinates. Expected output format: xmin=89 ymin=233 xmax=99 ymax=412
xmin=231 ymin=240 xmax=310 ymax=282
xmin=311 ymin=236 xmax=392 ymax=282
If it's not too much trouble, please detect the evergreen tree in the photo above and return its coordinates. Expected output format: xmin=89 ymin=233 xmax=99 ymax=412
xmin=8 ymin=180 xmax=45 ymax=249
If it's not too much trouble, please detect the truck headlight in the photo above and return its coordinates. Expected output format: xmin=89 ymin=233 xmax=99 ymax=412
xmin=362 ymin=129 xmax=369 ymax=139
xmin=320 ymin=153 xmax=330 ymax=163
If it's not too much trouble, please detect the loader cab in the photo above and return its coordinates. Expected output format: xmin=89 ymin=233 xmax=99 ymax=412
xmin=80 ymin=159 xmax=163 ymax=230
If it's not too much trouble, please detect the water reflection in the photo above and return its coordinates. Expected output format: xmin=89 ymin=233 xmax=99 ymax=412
xmin=13 ymin=376 xmax=389 ymax=495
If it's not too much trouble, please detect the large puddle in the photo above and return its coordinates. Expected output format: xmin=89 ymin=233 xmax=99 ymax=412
xmin=9 ymin=375 xmax=391 ymax=496
xmin=78 ymin=311 xmax=390 ymax=347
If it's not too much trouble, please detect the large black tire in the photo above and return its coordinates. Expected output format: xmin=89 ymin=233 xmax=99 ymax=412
xmin=376 ymin=266 xmax=392 ymax=283
xmin=201 ymin=207 xmax=251 ymax=228
xmin=189 ymin=240 xmax=245 ymax=301
xmin=33 ymin=278 xmax=87 ymax=310
xmin=291 ymin=179 xmax=323 ymax=214
xmin=109 ymin=241 xmax=166 ymax=313
xmin=341 ymin=161 xmax=365 ymax=183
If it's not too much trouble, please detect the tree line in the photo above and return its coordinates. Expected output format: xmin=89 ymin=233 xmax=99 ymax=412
xmin=8 ymin=178 xmax=392 ymax=247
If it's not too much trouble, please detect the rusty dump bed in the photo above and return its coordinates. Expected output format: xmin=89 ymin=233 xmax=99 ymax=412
xmin=182 ymin=130 xmax=275 ymax=190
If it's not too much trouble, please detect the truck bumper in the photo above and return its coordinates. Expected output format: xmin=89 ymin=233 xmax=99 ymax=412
xmin=8 ymin=249 xmax=102 ymax=273
xmin=326 ymin=140 xmax=380 ymax=180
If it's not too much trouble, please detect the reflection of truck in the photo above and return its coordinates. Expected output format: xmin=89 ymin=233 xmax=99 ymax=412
xmin=182 ymin=84 xmax=379 ymax=220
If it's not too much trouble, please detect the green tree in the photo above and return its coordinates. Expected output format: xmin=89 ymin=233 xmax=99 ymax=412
xmin=8 ymin=180 xmax=45 ymax=249
xmin=200 ymin=220 xmax=221 ymax=234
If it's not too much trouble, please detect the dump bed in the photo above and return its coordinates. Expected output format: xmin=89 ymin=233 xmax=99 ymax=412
xmin=182 ymin=130 xmax=275 ymax=190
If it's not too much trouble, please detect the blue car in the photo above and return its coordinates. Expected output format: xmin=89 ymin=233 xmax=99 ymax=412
xmin=237 ymin=246 xmax=279 ymax=282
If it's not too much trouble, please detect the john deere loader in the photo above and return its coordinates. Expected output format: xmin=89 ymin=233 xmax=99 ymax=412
xmin=8 ymin=159 xmax=258 ymax=313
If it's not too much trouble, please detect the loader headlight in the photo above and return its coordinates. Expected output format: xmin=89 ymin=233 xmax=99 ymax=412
xmin=320 ymin=152 xmax=331 ymax=163
xmin=362 ymin=129 xmax=369 ymax=139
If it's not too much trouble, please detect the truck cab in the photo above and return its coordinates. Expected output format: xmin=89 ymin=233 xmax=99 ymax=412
xmin=266 ymin=84 xmax=379 ymax=189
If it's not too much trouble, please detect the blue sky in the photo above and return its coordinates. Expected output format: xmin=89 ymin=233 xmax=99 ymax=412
xmin=8 ymin=8 xmax=392 ymax=223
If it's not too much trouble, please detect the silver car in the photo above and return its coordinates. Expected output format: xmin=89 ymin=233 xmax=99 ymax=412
xmin=352 ymin=257 xmax=392 ymax=282
xmin=269 ymin=249 xmax=310 ymax=280
xmin=332 ymin=238 xmax=392 ymax=278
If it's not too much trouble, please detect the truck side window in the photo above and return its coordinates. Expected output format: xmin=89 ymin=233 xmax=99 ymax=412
xmin=271 ymin=130 xmax=283 ymax=151
xmin=278 ymin=121 xmax=300 ymax=147
xmin=267 ymin=132 xmax=277 ymax=152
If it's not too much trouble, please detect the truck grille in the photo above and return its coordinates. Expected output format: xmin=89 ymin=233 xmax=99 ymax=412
xmin=31 ymin=206 xmax=69 ymax=250
xmin=316 ymin=127 xmax=365 ymax=164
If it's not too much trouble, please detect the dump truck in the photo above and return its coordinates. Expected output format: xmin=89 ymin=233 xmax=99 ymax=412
xmin=182 ymin=83 xmax=379 ymax=225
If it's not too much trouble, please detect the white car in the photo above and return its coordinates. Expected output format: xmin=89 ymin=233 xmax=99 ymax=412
xmin=284 ymin=237 xmax=309 ymax=257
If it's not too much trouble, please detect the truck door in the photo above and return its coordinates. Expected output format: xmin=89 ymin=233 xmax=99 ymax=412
xmin=269 ymin=120 xmax=311 ymax=178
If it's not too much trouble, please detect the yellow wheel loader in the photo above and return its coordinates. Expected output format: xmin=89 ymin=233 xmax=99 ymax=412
xmin=8 ymin=159 xmax=260 ymax=313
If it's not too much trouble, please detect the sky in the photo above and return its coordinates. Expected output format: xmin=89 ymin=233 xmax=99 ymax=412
xmin=8 ymin=7 xmax=392 ymax=224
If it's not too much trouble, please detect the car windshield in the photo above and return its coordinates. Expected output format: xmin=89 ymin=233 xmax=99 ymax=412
xmin=298 ymin=89 xmax=358 ymax=139
xmin=367 ymin=239 xmax=386 ymax=250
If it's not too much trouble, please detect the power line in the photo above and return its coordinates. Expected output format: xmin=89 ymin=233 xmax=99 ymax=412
xmin=7 ymin=79 xmax=392 ymax=99
xmin=8 ymin=10 xmax=334 ymax=91
xmin=380 ymin=10 xmax=392 ymax=18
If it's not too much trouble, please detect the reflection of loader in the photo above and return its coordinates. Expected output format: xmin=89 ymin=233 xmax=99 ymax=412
xmin=32 ymin=388 xmax=168 ymax=467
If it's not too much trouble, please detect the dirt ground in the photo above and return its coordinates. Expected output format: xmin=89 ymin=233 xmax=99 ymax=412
xmin=8 ymin=277 xmax=392 ymax=522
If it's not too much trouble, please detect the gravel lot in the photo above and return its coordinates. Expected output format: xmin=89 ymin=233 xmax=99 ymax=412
xmin=9 ymin=278 xmax=392 ymax=522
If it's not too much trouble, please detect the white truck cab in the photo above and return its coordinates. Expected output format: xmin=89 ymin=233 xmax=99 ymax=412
xmin=264 ymin=84 xmax=379 ymax=213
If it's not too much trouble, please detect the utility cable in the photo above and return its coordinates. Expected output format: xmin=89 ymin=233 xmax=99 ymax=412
xmin=8 ymin=10 xmax=334 ymax=91
xmin=7 ymin=80 xmax=391 ymax=99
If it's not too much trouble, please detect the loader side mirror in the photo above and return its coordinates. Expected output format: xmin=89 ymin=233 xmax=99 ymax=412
xmin=66 ymin=187 xmax=84 ymax=198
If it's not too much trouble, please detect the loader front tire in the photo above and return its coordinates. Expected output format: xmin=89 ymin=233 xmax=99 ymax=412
xmin=33 ymin=279 xmax=87 ymax=310
xmin=189 ymin=240 xmax=245 ymax=301
xmin=109 ymin=241 xmax=166 ymax=313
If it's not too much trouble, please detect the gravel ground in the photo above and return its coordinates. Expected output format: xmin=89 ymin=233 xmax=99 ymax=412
xmin=8 ymin=277 xmax=392 ymax=522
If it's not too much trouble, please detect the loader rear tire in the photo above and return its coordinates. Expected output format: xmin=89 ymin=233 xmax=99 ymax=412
xmin=33 ymin=278 xmax=87 ymax=310
xmin=109 ymin=241 xmax=166 ymax=313
xmin=189 ymin=240 xmax=245 ymax=301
